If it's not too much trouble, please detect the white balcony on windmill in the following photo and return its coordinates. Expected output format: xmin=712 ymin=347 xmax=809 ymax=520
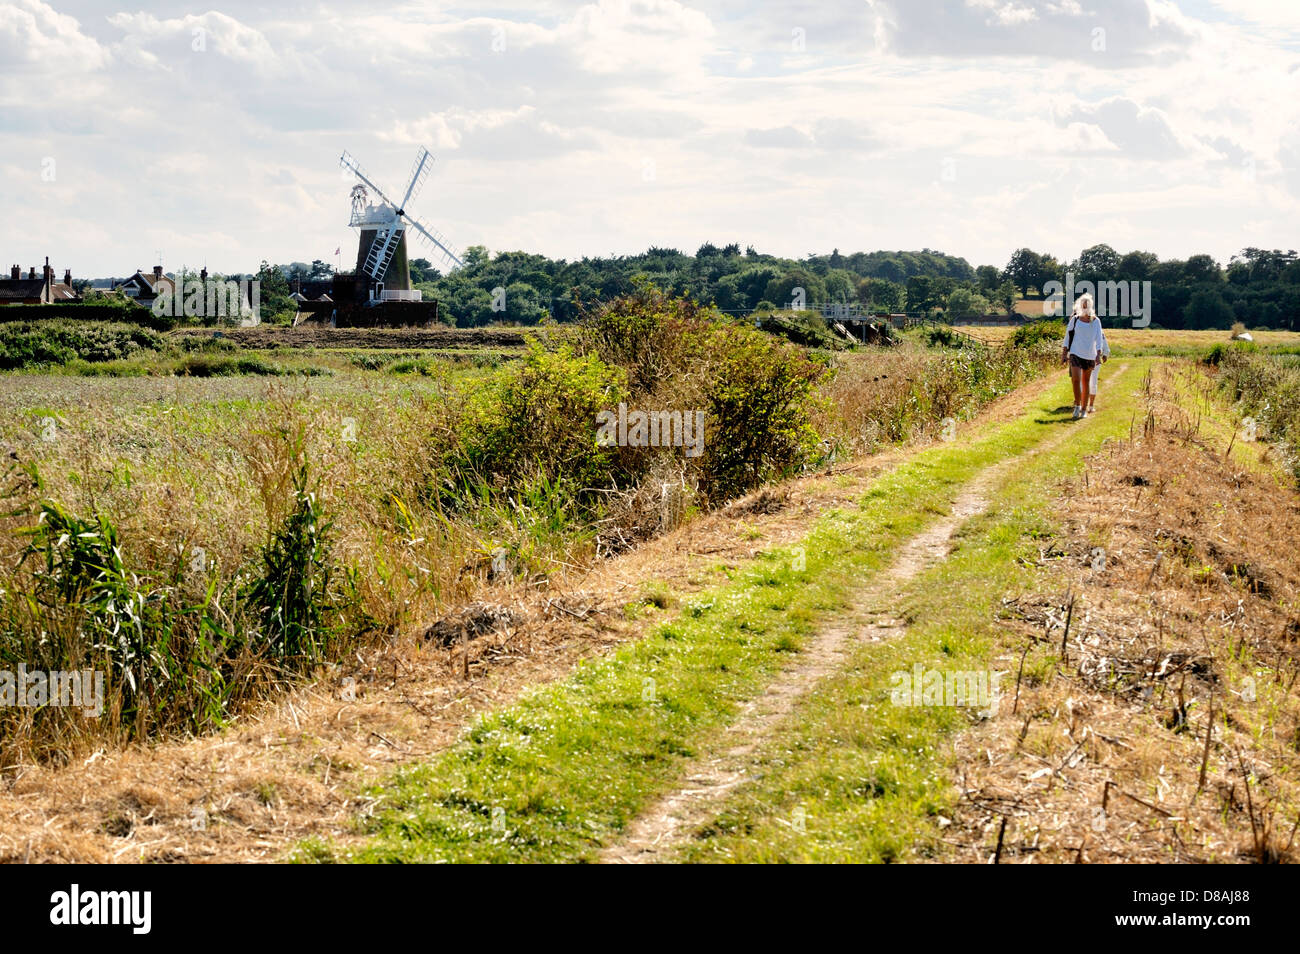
xmin=349 ymin=200 xmax=397 ymax=230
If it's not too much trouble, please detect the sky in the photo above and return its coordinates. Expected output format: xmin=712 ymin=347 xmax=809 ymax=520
xmin=1 ymin=0 xmax=1298 ymax=278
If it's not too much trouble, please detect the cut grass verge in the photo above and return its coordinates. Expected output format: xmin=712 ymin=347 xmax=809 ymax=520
xmin=300 ymin=364 xmax=1147 ymax=863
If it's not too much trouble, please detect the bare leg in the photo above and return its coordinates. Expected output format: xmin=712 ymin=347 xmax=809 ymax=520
xmin=1069 ymin=364 xmax=1083 ymax=408
xmin=1089 ymin=366 xmax=1099 ymax=410
xmin=1079 ymin=366 xmax=1093 ymax=411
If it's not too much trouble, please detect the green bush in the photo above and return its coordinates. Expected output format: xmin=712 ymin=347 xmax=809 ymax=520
xmin=582 ymin=287 xmax=829 ymax=502
xmin=0 ymin=298 xmax=179 ymax=331
xmin=446 ymin=343 xmax=629 ymax=494
xmin=760 ymin=311 xmax=851 ymax=351
xmin=578 ymin=282 xmax=706 ymax=393
xmin=923 ymin=325 xmax=963 ymax=348
xmin=243 ymin=463 xmax=337 ymax=665
xmin=1010 ymin=319 xmax=1064 ymax=350
xmin=443 ymin=289 xmax=831 ymax=513
xmin=0 ymin=320 xmax=164 ymax=370
xmin=1215 ymin=348 xmax=1300 ymax=482
xmin=695 ymin=323 xmax=827 ymax=499
xmin=177 ymin=353 xmax=283 ymax=376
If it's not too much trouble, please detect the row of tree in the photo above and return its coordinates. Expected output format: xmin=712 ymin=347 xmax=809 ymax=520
xmin=1003 ymin=245 xmax=1300 ymax=330
xmin=406 ymin=245 xmax=987 ymax=326
xmin=169 ymin=243 xmax=1300 ymax=330
xmin=404 ymin=243 xmax=1298 ymax=330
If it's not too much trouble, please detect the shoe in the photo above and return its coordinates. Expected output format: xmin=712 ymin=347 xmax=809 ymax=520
xmin=1071 ymin=406 xmax=1081 ymax=420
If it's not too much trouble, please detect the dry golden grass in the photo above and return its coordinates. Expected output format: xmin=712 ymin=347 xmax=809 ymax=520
xmin=975 ymin=324 xmax=1300 ymax=350
xmin=944 ymin=363 xmax=1300 ymax=863
xmin=0 ymin=367 xmax=594 ymax=759
xmin=812 ymin=348 xmax=933 ymax=450
xmin=1013 ymin=298 xmax=1046 ymax=317
xmin=813 ymin=341 xmax=1051 ymax=454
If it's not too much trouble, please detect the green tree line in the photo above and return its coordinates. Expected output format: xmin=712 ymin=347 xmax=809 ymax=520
xmin=186 ymin=242 xmax=1300 ymax=330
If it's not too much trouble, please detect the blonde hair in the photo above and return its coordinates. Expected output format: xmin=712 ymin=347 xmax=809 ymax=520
xmin=1071 ymin=293 xmax=1095 ymax=318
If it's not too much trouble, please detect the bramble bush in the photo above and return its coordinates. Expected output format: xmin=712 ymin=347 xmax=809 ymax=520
xmin=693 ymin=322 xmax=825 ymax=498
xmin=444 ymin=343 xmax=629 ymax=496
xmin=0 ymin=320 xmax=164 ymax=370
xmin=579 ymin=286 xmax=828 ymax=504
xmin=1010 ymin=319 xmax=1064 ymax=350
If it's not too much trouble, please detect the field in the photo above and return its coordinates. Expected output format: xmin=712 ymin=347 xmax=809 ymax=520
xmin=169 ymin=323 xmax=562 ymax=351
xmin=974 ymin=322 xmax=1300 ymax=354
xmin=2 ymin=310 xmax=1299 ymax=864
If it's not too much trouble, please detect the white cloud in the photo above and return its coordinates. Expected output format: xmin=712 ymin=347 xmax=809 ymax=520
xmin=1210 ymin=0 xmax=1300 ymax=32
xmin=560 ymin=0 xmax=717 ymax=76
xmin=745 ymin=126 xmax=813 ymax=148
xmin=107 ymin=10 xmax=277 ymax=67
xmin=866 ymin=0 xmax=1200 ymax=64
xmin=0 ymin=0 xmax=107 ymax=72
xmin=1057 ymin=121 xmax=1121 ymax=153
xmin=1053 ymin=97 xmax=1191 ymax=158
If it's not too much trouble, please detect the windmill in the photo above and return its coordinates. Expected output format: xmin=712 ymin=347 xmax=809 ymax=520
xmin=338 ymin=147 xmax=463 ymax=302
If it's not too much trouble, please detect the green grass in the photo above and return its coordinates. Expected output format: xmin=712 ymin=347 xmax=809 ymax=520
xmin=305 ymin=362 xmax=1150 ymax=863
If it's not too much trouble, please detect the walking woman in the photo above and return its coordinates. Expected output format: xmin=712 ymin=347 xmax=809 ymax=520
xmin=1061 ymin=293 xmax=1107 ymax=419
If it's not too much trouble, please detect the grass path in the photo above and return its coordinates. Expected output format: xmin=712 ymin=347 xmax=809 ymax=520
xmin=316 ymin=361 xmax=1150 ymax=863
xmin=600 ymin=369 xmax=1131 ymax=863
xmin=598 ymin=476 xmax=995 ymax=862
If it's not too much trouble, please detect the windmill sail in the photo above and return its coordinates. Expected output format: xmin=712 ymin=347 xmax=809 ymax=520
xmin=406 ymin=215 xmax=463 ymax=270
xmin=399 ymin=148 xmax=431 ymax=211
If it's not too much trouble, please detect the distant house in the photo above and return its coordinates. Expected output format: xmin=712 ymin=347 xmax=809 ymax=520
xmin=290 ymin=277 xmax=340 ymax=325
xmin=0 ymin=258 xmax=80 ymax=305
xmin=292 ymin=278 xmax=335 ymax=301
xmin=113 ymin=266 xmax=176 ymax=310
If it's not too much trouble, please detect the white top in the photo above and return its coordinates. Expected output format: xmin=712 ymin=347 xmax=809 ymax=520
xmin=1064 ymin=315 xmax=1108 ymax=360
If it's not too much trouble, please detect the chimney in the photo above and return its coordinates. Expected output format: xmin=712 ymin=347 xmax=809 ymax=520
xmin=200 ymin=267 xmax=208 ymax=282
xmin=64 ymin=268 xmax=72 ymax=286
xmin=28 ymin=267 xmax=36 ymax=280
xmin=44 ymin=257 xmax=53 ymax=282
xmin=9 ymin=265 xmax=18 ymax=281
xmin=153 ymin=265 xmax=164 ymax=281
